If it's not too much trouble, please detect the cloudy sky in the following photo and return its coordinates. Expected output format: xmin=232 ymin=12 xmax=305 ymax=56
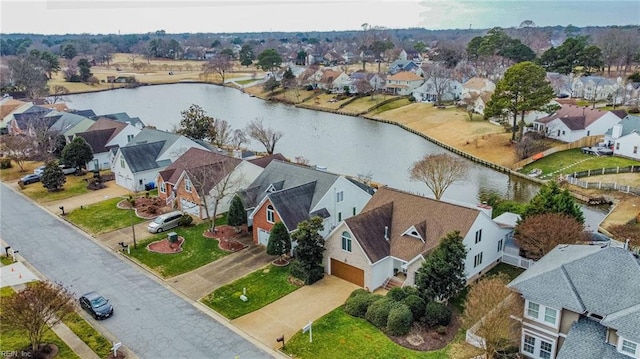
xmin=1 ymin=0 xmax=638 ymax=35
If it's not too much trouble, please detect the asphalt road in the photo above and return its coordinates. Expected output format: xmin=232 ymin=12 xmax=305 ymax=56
xmin=0 ymin=183 xmax=273 ymax=359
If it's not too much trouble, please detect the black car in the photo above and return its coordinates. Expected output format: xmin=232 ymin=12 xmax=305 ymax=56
xmin=20 ymin=173 xmax=41 ymax=185
xmin=79 ymin=291 xmax=114 ymax=320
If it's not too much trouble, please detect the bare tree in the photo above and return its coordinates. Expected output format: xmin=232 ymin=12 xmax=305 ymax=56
xmin=202 ymin=54 xmax=233 ymax=84
xmin=231 ymin=129 xmax=248 ymax=150
xmin=210 ymin=119 xmax=233 ymax=148
xmin=48 ymin=85 xmax=69 ymax=104
xmin=0 ymin=135 xmax=34 ymax=171
xmin=1 ymin=281 xmax=76 ymax=354
xmin=186 ymin=160 xmax=244 ymax=231
xmin=461 ymin=273 xmax=522 ymax=359
xmin=421 ymin=63 xmax=454 ymax=105
xmin=514 ymin=213 xmax=590 ymax=260
xmin=409 ymin=153 xmax=468 ymax=200
xmin=515 ymin=133 xmax=546 ymax=160
xmin=354 ymin=77 xmax=374 ymax=98
xmin=245 ymin=118 xmax=283 ymax=155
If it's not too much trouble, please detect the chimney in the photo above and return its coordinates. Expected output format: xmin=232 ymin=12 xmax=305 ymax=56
xmin=384 ymin=226 xmax=389 ymax=241
xmin=612 ymin=124 xmax=623 ymax=139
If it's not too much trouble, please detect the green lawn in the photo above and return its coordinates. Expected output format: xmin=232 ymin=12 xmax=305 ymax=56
xmin=62 ymin=312 xmax=113 ymax=358
xmin=485 ymin=262 xmax=525 ymax=281
xmin=21 ymin=173 xmax=92 ymax=202
xmin=283 ymin=307 xmax=449 ymax=359
xmin=521 ymin=148 xmax=640 ymax=178
xmin=127 ymin=221 xmax=230 ymax=278
xmin=65 ymin=197 xmax=146 ymax=235
xmin=369 ymin=98 xmax=412 ymax=115
xmin=201 ymin=264 xmax=300 ymax=319
xmin=0 ymin=287 xmax=80 ymax=358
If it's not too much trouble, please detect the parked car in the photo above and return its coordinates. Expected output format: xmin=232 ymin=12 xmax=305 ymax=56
xmin=59 ymin=165 xmax=77 ymax=175
xmin=147 ymin=210 xmax=183 ymax=233
xmin=33 ymin=165 xmax=46 ymax=176
xmin=20 ymin=173 xmax=40 ymax=185
xmin=79 ymin=291 xmax=114 ymax=320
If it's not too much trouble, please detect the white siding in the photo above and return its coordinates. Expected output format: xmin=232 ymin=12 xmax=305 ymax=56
xmin=313 ymin=176 xmax=373 ymax=238
xmin=463 ymin=215 xmax=510 ymax=279
xmin=370 ymin=257 xmax=393 ymax=290
xmin=614 ymin=132 xmax=640 ymax=160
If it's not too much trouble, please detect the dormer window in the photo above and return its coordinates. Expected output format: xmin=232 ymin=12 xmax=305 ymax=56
xmin=401 ymin=225 xmax=424 ymax=242
xmin=266 ymin=184 xmax=276 ymax=193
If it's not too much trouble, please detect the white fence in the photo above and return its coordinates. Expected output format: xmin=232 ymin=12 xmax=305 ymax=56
xmin=501 ymin=245 xmax=535 ymax=269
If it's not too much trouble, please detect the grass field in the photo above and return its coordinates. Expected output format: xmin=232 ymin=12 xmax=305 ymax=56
xmin=520 ymin=148 xmax=640 ymax=179
xmin=65 ymin=197 xmax=146 ymax=235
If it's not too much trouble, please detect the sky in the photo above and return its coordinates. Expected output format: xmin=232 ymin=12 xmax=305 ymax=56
xmin=1 ymin=0 xmax=638 ymax=35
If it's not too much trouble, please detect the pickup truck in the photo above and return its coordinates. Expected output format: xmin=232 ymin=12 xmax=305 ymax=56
xmin=581 ymin=147 xmax=613 ymax=156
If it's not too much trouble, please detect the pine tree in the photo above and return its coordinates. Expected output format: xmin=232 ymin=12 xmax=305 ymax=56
xmin=415 ymin=231 xmax=467 ymax=302
xmin=290 ymin=217 xmax=325 ymax=285
xmin=41 ymin=161 xmax=66 ymax=191
xmin=522 ymin=180 xmax=584 ymax=224
xmin=227 ymin=195 xmax=247 ymax=231
xmin=61 ymin=137 xmax=93 ymax=171
xmin=266 ymin=222 xmax=291 ymax=261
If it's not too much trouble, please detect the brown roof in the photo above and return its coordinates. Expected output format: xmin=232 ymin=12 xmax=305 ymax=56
xmin=387 ymin=71 xmax=422 ymax=81
xmin=0 ymin=99 xmax=28 ymax=119
xmin=321 ymin=69 xmax=342 ymax=83
xmin=248 ymin=153 xmax=288 ymax=168
xmin=159 ymin=148 xmax=241 ymax=194
xmin=42 ymin=103 xmax=69 ymax=112
xmin=536 ymin=104 xmax=624 ymax=129
xmin=345 ymin=186 xmax=479 ymax=262
xmin=464 ymin=77 xmax=490 ymax=90
xmin=86 ymin=118 xmax=128 ymax=132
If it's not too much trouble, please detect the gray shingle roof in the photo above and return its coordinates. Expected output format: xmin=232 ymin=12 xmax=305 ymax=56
xmin=76 ymin=128 xmax=117 ymax=154
xmin=557 ymin=318 xmax=630 ymax=359
xmin=269 ymin=182 xmax=318 ymax=231
xmin=605 ymin=114 xmax=640 ymax=137
xmin=509 ymin=245 xmax=640 ymax=342
xmin=238 ymin=160 xmax=339 ymax=209
xmin=47 ymin=111 xmax=93 ymax=133
xmin=120 ymin=141 xmax=165 ymax=173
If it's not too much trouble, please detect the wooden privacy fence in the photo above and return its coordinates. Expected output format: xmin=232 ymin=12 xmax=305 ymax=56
xmin=511 ymin=135 xmax=604 ymax=170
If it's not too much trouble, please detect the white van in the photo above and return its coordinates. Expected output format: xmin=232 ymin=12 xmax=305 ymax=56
xmin=147 ymin=211 xmax=183 ymax=233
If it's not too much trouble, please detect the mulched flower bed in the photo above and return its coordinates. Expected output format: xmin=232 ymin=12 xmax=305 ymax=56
xmin=117 ymin=197 xmax=172 ymax=219
xmin=203 ymin=225 xmax=249 ymax=252
xmin=147 ymin=237 xmax=185 ymax=254
xmin=271 ymin=257 xmax=290 ymax=266
xmin=390 ymin=313 xmax=461 ymax=351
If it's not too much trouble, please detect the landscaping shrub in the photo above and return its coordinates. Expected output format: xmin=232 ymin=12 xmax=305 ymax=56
xmin=402 ymin=286 xmax=419 ymax=297
xmin=344 ymin=292 xmax=380 ymax=318
xmin=387 ymin=287 xmax=407 ymax=302
xmin=0 ymin=158 xmax=12 ymax=169
xmin=348 ymin=288 xmax=371 ymax=299
xmin=178 ymin=214 xmax=193 ymax=227
xmin=423 ymin=302 xmax=452 ymax=327
xmin=403 ymin=295 xmax=426 ymax=321
xmin=387 ymin=303 xmax=413 ymax=336
xmin=365 ymin=297 xmax=393 ymax=329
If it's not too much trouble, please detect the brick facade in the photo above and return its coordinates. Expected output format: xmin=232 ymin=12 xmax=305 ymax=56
xmin=251 ymin=199 xmax=281 ymax=244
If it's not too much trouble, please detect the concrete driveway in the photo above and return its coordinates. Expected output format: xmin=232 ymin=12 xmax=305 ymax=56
xmin=232 ymin=275 xmax=359 ymax=349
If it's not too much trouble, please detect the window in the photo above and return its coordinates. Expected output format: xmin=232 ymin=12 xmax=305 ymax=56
xmin=522 ymin=333 xmax=555 ymax=359
xmin=475 ymin=229 xmax=482 ymax=243
xmin=527 ymin=302 xmax=540 ymax=318
xmin=336 ymin=191 xmax=344 ymax=202
xmin=127 ymin=134 xmax=134 ymax=142
xmin=634 ymin=146 xmax=638 ymax=154
xmin=266 ymin=205 xmax=275 ymax=223
xmin=619 ymin=338 xmax=638 ymax=356
xmin=160 ymin=182 xmax=166 ymax=193
xmin=473 ymin=252 xmax=483 ymax=268
xmin=338 ymin=212 xmax=342 ymax=222
xmin=185 ymin=178 xmax=192 ymax=192
xmin=544 ymin=307 xmax=557 ymax=325
xmin=497 ymin=239 xmax=503 ymax=252
xmin=616 ymin=143 xmax=621 ymax=150
xmin=353 ymin=207 xmax=356 ymax=216
xmin=341 ymin=231 xmax=352 ymax=252
xmin=120 ymin=158 xmax=125 ymax=168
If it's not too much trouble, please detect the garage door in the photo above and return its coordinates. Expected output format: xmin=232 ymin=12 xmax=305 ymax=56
xmin=331 ymin=259 xmax=364 ymax=287
xmin=258 ymin=229 xmax=270 ymax=246
xmin=180 ymin=199 xmax=201 ymax=218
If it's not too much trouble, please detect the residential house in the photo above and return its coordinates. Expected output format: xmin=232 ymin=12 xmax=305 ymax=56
xmin=608 ymin=115 xmax=640 ymax=160
xmin=462 ymin=77 xmax=496 ymax=98
xmin=571 ymin=76 xmax=621 ymax=102
xmin=93 ymin=112 xmax=145 ymax=129
xmin=323 ymin=186 xmax=513 ymax=290
xmin=386 ymin=71 xmax=425 ymax=96
xmin=532 ymin=104 xmax=627 ymax=143
xmin=349 ymin=72 xmax=386 ymax=94
xmin=622 ymin=82 xmax=640 ymax=106
xmin=508 ymin=244 xmax=640 ymax=359
xmin=546 ymin=72 xmax=572 ymax=98
xmin=388 ymin=59 xmax=420 ymax=75
xmin=0 ymin=97 xmax=29 ymax=132
xmin=156 ymin=148 xmax=263 ymax=219
xmin=113 ymin=128 xmax=211 ymax=192
xmin=331 ymin=72 xmax=356 ymax=94
xmin=6 ymin=105 xmax=54 ymax=136
xmin=75 ymin=118 xmax=141 ymax=170
xmin=237 ymin=160 xmax=374 ymax=247
xmin=317 ymin=69 xmax=343 ymax=91
xmin=45 ymin=111 xmax=95 ymax=142
xmin=412 ymin=78 xmax=463 ymax=103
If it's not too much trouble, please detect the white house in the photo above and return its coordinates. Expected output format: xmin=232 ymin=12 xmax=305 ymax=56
xmin=113 ymin=128 xmax=211 ymax=192
xmin=412 ymin=78 xmax=463 ymax=103
xmin=75 ymin=118 xmax=141 ymax=170
xmin=386 ymin=71 xmax=425 ymax=96
xmin=533 ymin=104 xmax=627 ymax=143
xmin=323 ymin=186 xmax=513 ymax=291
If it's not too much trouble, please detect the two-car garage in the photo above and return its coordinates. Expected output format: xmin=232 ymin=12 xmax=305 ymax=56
xmin=330 ymin=258 xmax=364 ymax=287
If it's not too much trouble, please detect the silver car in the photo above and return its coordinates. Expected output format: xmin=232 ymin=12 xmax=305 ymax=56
xmin=147 ymin=211 xmax=183 ymax=233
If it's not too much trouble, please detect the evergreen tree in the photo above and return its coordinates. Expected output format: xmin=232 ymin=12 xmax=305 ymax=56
xmin=415 ymin=231 xmax=467 ymax=303
xmin=290 ymin=217 xmax=325 ymax=285
xmin=266 ymin=222 xmax=291 ymax=261
xmin=521 ymin=180 xmax=584 ymax=224
xmin=61 ymin=137 xmax=93 ymax=170
xmin=239 ymin=44 xmax=254 ymax=67
xmin=41 ymin=161 xmax=66 ymax=191
xmin=227 ymin=195 xmax=246 ymax=231
xmin=178 ymin=104 xmax=214 ymax=140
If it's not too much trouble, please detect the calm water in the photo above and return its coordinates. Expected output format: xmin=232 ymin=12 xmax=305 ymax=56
xmin=65 ymin=83 xmax=607 ymax=229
